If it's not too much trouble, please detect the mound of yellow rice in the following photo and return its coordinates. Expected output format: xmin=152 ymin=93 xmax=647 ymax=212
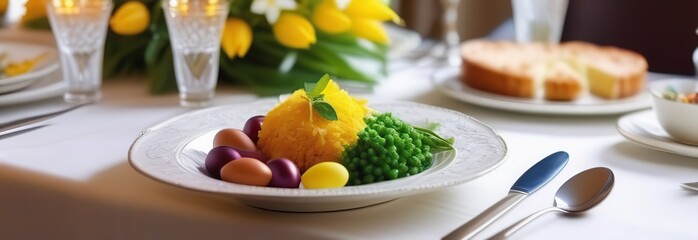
xmin=257 ymin=80 xmax=369 ymax=172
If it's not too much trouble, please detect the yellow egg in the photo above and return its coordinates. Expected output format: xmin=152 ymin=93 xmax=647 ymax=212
xmin=301 ymin=162 xmax=349 ymax=189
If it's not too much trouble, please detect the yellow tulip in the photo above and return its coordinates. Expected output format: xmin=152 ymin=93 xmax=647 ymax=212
xmin=351 ymin=18 xmax=388 ymax=44
xmin=312 ymin=0 xmax=351 ymax=34
xmin=21 ymin=0 xmax=47 ymax=23
xmin=110 ymin=1 xmax=150 ymax=35
xmin=221 ymin=18 xmax=253 ymax=59
xmin=344 ymin=0 xmax=402 ymax=24
xmin=273 ymin=13 xmax=316 ymax=49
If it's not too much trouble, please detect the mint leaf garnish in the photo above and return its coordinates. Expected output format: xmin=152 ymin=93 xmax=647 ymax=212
xmin=304 ymin=82 xmax=316 ymax=95
xmin=304 ymin=74 xmax=338 ymax=121
xmin=309 ymin=74 xmax=331 ymax=98
xmin=312 ymin=100 xmax=338 ymax=121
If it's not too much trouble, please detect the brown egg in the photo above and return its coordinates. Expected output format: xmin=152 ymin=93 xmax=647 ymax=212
xmin=213 ymin=128 xmax=257 ymax=151
xmin=220 ymin=157 xmax=272 ymax=186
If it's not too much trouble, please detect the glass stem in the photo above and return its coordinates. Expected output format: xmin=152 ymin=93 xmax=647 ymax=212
xmin=439 ymin=0 xmax=461 ymax=66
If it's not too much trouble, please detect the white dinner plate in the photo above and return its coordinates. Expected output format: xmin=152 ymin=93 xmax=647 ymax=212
xmin=431 ymin=66 xmax=652 ymax=115
xmin=129 ymin=99 xmax=507 ymax=212
xmin=0 ymin=42 xmax=60 ymax=93
xmin=617 ymin=110 xmax=698 ymax=158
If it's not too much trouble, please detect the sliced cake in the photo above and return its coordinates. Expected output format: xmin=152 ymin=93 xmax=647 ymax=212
xmin=460 ymin=40 xmax=648 ymax=101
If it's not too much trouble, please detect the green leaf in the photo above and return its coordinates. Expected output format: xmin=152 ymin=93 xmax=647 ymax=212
xmin=312 ymin=100 xmax=338 ymax=121
xmin=99 ymin=0 xmax=390 ymax=95
xmin=414 ymin=126 xmax=455 ymax=152
xmin=308 ymin=74 xmax=331 ymax=98
xmin=304 ymin=82 xmax=316 ymax=95
xmin=103 ymin=32 xmax=150 ymax=77
xmin=147 ymin=47 xmax=177 ymax=94
xmin=424 ymin=121 xmax=441 ymax=131
xmin=21 ymin=17 xmax=51 ymax=30
xmin=217 ymin=29 xmax=386 ymax=94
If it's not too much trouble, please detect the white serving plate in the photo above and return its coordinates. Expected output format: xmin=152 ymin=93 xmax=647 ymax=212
xmin=0 ymin=42 xmax=59 ymax=93
xmin=432 ymin=66 xmax=653 ymax=115
xmin=129 ymin=99 xmax=508 ymax=212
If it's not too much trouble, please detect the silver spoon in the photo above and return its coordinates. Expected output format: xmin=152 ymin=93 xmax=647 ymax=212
xmin=681 ymin=182 xmax=698 ymax=192
xmin=488 ymin=167 xmax=615 ymax=240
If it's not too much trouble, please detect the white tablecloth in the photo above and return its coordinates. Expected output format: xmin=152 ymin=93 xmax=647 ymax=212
xmin=1 ymin=49 xmax=698 ymax=239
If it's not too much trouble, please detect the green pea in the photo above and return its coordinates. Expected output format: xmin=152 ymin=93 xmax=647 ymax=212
xmin=387 ymin=169 xmax=399 ymax=179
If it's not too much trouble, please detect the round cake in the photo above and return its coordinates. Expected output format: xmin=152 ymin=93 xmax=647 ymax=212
xmin=460 ymin=40 xmax=648 ymax=101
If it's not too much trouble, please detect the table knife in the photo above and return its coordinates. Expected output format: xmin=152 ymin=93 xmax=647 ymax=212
xmin=0 ymin=104 xmax=86 ymax=138
xmin=442 ymin=151 xmax=569 ymax=240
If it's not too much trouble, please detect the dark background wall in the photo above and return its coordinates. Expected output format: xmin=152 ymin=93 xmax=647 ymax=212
xmin=397 ymin=0 xmax=698 ymax=76
xmin=562 ymin=0 xmax=698 ymax=75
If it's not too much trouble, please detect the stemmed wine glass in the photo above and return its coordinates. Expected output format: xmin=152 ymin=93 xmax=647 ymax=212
xmin=437 ymin=0 xmax=461 ymax=66
xmin=409 ymin=0 xmax=461 ymax=68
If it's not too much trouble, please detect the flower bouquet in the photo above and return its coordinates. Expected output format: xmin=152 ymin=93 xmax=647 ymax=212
xmin=21 ymin=0 xmax=400 ymax=94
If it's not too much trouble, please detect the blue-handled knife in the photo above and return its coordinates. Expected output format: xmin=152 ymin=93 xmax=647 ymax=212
xmin=442 ymin=151 xmax=569 ymax=240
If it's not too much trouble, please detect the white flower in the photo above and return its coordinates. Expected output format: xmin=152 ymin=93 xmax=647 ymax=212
xmin=250 ymin=0 xmax=298 ymax=24
xmin=334 ymin=0 xmax=351 ymax=10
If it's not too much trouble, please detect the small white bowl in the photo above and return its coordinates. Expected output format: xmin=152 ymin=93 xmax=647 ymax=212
xmin=649 ymin=79 xmax=698 ymax=145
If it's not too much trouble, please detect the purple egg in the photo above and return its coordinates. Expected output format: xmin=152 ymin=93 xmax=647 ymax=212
xmin=226 ymin=146 xmax=270 ymax=163
xmin=205 ymin=146 xmax=242 ymax=179
xmin=243 ymin=115 xmax=265 ymax=144
xmin=266 ymin=158 xmax=301 ymax=188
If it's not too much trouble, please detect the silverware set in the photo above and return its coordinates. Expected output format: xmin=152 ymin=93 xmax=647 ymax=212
xmin=443 ymin=151 xmax=617 ymax=240
xmin=443 ymin=152 xmax=698 ymax=240
xmin=443 ymin=151 xmax=569 ymax=240
xmin=489 ymin=167 xmax=614 ymax=239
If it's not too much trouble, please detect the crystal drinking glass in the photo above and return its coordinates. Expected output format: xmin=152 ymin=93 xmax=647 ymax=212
xmin=46 ymin=0 xmax=113 ymax=104
xmin=511 ymin=0 xmax=569 ymax=43
xmin=162 ymin=0 xmax=229 ymax=107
